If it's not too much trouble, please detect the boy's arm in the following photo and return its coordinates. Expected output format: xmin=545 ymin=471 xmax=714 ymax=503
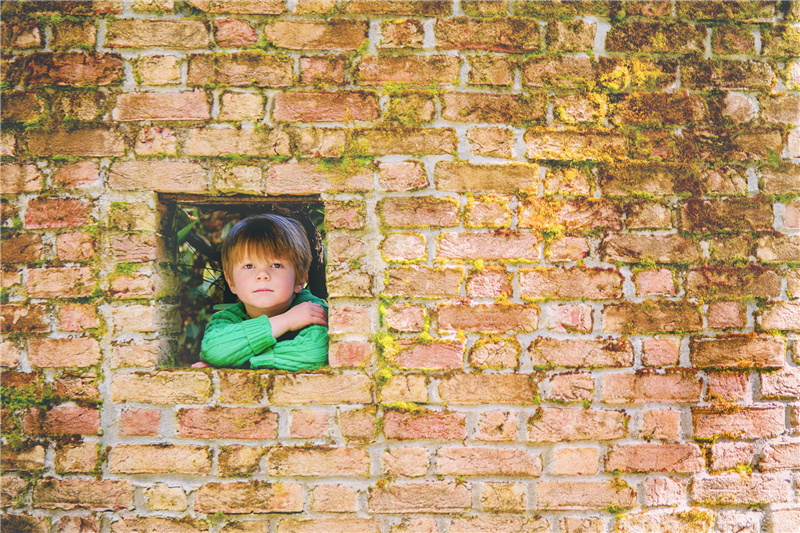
xmin=249 ymin=323 xmax=329 ymax=371
xmin=200 ymin=307 xmax=278 ymax=368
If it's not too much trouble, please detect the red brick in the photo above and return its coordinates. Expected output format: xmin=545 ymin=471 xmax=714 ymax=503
xmin=2 ymin=233 xmax=44 ymax=263
xmin=612 ymin=93 xmax=708 ymax=126
xmin=546 ymin=372 xmax=594 ymax=403
xmin=546 ymin=236 xmax=589 ymax=263
xmin=382 ymin=233 xmax=426 ymax=262
xmin=438 ymin=303 xmax=539 ymax=333
xmin=15 ymin=52 xmax=123 ymax=87
xmin=528 ymin=408 xmax=628 ymax=442
xmin=536 ymin=480 xmax=636 ymax=510
xmin=635 ymin=268 xmax=676 ymax=296
xmin=392 ymin=339 xmax=464 ymax=370
xmin=757 ymin=235 xmax=800 ymax=263
xmin=218 ymin=445 xmax=262 ymax=478
xmin=758 ymin=301 xmax=800 ymax=332
xmin=177 ymin=407 xmax=277 ymax=439
xmin=1 ymin=20 xmax=42 ymax=49
xmin=266 ymin=446 xmax=369 ymax=476
xmin=601 ymin=234 xmax=701 ymax=264
xmin=383 ymin=409 xmax=466 ymax=440
xmin=759 ymin=442 xmax=800 ymax=471
xmin=300 ymin=55 xmax=347 ymax=85
xmin=550 ymin=447 xmax=598 ymax=477
xmin=467 ymin=266 xmax=512 ymax=298
xmin=195 ymin=481 xmax=302 ymax=513
xmin=111 ymin=371 xmax=212 ymax=404
xmin=119 ymin=408 xmax=160 ymax=437
xmin=691 ymin=472 xmax=792 ymax=505
xmin=56 ymin=232 xmax=95 ymax=262
xmin=693 ymin=405 xmax=785 ymax=439
xmin=380 ymin=19 xmax=424 ymax=49
xmin=355 ymin=55 xmax=460 ymax=86
xmin=112 ymin=91 xmax=210 ymax=121
xmin=529 ymin=337 xmax=633 ymax=369
xmin=525 ymin=127 xmax=627 ymax=161
xmin=277 ymin=518 xmax=377 ymax=533
xmin=523 ymin=56 xmax=596 ymax=89
xmin=546 ymin=20 xmax=596 ymax=52
xmin=436 ymin=17 xmax=540 ymax=53
xmin=708 ymin=371 xmax=750 ymax=402
xmin=188 ymin=51 xmax=293 ymax=87
xmin=289 ymin=409 xmax=330 ymax=438
xmin=33 ymin=479 xmax=133 ymax=511
xmin=378 ymin=161 xmax=428 ymax=191
xmin=25 ymin=198 xmax=91 ymax=229
xmin=762 ymin=24 xmax=800 ymax=57
xmin=329 ymin=303 xmax=372 ymax=335
xmin=382 ymin=447 xmax=429 ymax=477
xmin=603 ymin=301 xmax=703 ymax=334
xmin=604 ymin=371 xmax=702 ymax=404
xmin=351 ymin=127 xmax=457 ymax=156
xmin=442 ymin=92 xmax=546 ymax=124
xmin=263 ymin=20 xmax=368 ymax=50
xmin=266 ymin=162 xmax=371 ymax=194
xmin=344 ymin=0 xmax=451 ymax=16
xmin=690 ymin=335 xmax=785 ymax=369
xmin=519 ymin=198 xmax=622 ymax=231
xmin=108 ymin=161 xmax=206 ymax=192
xmin=214 ymin=18 xmax=258 ymax=47
xmin=27 ymin=267 xmax=95 ymax=298
xmin=438 ymin=373 xmax=537 ymax=405
xmin=327 ymin=341 xmax=371 ymax=369
xmin=326 ymin=200 xmax=367 ymax=229
xmin=438 ymin=232 xmax=539 ymax=262
xmin=1 ymin=303 xmax=50 ymax=333
xmin=1 ymin=444 xmax=46 ymax=471
xmin=682 ymin=198 xmax=774 ymax=233
xmin=710 ymin=441 xmax=754 ymax=471
xmin=761 ymin=367 xmax=800 ymax=399
xmin=187 ymin=0 xmax=286 ymax=14
xmin=369 ymin=481 xmax=470 ymax=514
xmin=476 ymin=411 xmax=518 ymax=442
xmin=437 ymin=447 xmax=541 ymax=477
xmin=274 ymin=91 xmax=379 ymax=122
xmin=626 ymin=202 xmax=673 ymax=230
xmin=218 ymin=370 xmax=263 ymax=403
xmin=28 ymin=338 xmax=100 ymax=368
xmin=338 ymin=407 xmax=378 ymax=442
xmin=384 ymin=266 xmax=463 ymax=299
xmin=109 ymin=444 xmax=211 ymax=475
xmin=270 ymin=374 xmax=372 ymax=405
xmin=106 ymin=19 xmax=209 ymax=49
xmin=25 ymin=406 xmax=101 ymax=436
xmin=640 ymin=409 xmax=681 ymax=441
xmin=435 ymin=161 xmax=540 ymax=193
xmin=606 ymin=443 xmax=703 ymax=473
xmin=1 ymin=164 xmax=41 ymax=193
xmin=520 ymin=267 xmax=623 ymax=300
xmin=27 ymin=129 xmax=124 ymax=157
xmin=380 ymin=196 xmax=459 ymax=228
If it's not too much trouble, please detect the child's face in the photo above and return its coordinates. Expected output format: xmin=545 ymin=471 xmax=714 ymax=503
xmin=225 ymin=252 xmax=305 ymax=319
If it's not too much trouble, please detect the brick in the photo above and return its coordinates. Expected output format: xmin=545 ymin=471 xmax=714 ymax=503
xmin=263 ymin=19 xmax=367 ymax=50
xmin=466 ymin=127 xmax=515 ymax=158
xmin=691 ymin=472 xmax=792 ymax=505
xmin=27 ymin=129 xmax=124 ymax=157
xmin=480 ymin=482 xmax=526 ymax=513
xmin=344 ymin=0 xmax=451 ymax=16
xmin=58 ymin=516 xmax=102 ymax=533
xmin=27 ymin=267 xmax=94 ymax=298
xmin=119 ymin=407 xmax=160 ymax=436
xmin=682 ymin=198 xmax=774 ymax=233
xmin=328 ymin=341 xmax=371 ymax=369
xmin=384 ymin=304 xmax=425 ymax=333
xmin=692 ymin=405 xmax=785 ymax=439
xmin=676 ymin=1 xmax=776 ymax=21
xmin=436 ymin=17 xmax=540 ymax=53
xmin=761 ymin=164 xmax=800 ymax=194
xmin=706 ymin=371 xmax=749 ymax=402
xmin=274 ymin=91 xmax=379 ymax=122
xmin=467 ymin=55 xmax=515 ymax=87
xmin=328 ymin=234 xmax=366 ymax=264
xmin=635 ymin=268 xmax=676 ymax=296
xmin=214 ymin=18 xmax=257 ymax=47
xmin=1 ymin=445 xmax=45 ymax=471
xmin=277 ymin=518 xmax=378 ymax=533
xmin=392 ymin=339 xmax=463 ymax=370
xmin=467 ymin=266 xmax=512 ymax=297
xmin=519 ymin=197 xmax=622 ymax=231
xmin=723 ymin=92 xmax=758 ymax=123
xmin=383 ymin=409 xmax=466 ymax=440
xmin=188 ymin=51 xmax=293 ymax=87
xmin=177 ymin=407 xmax=277 ymax=439
xmin=642 ymin=476 xmax=684 ymax=507
xmin=300 ymin=55 xmax=346 ymax=85
xmin=111 ymin=371 xmax=212 ymax=404
xmin=112 ymin=517 xmax=206 ymax=533
xmin=435 ymin=161 xmax=540 ymax=193
xmin=267 ymin=162 xmax=371 ymax=194
xmin=134 ymin=55 xmax=180 ymax=85
xmin=681 ymin=127 xmax=784 ymax=162
xmin=475 ymin=411 xmax=518 ymax=442
xmin=378 ymin=161 xmax=428 ymax=191
xmin=710 ymin=441 xmax=754 ymax=471
xmin=185 ymin=127 xmax=290 ymax=157
xmin=550 ymin=447 xmax=598 ymax=476
xmin=327 ymin=270 xmax=373 ymax=298
xmin=437 ymin=446 xmax=541 ymax=477
xmin=762 ymin=24 xmax=800 ymax=57
xmin=265 ymin=446 xmax=369 ymax=477
xmin=687 ymin=266 xmax=780 ymax=300
xmin=759 ymin=442 xmax=800 ymax=471
xmin=450 ymin=517 xmax=549 ymax=533
xmin=757 ymin=235 xmax=800 ymax=263
xmin=606 ymin=443 xmax=704 ymax=473
xmin=528 ymin=408 xmax=628 ymax=442
xmin=355 ymin=55 xmax=460 ymax=86
xmin=195 ymin=481 xmax=303 ymax=513
xmin=134 ymin=126 xmax=178 ymax=156
xmin=690 ymin=335 xmax=785 ymax=369
xmin=760 ymin=94 xmax=800 ymax=127
xmin=106 ymin=19 xmax=208 ymax=49
xmin=28 ymin=338 xmax=100 ymax=368
xmin=523 ymin=56 xmax=596 ymax=89
xmin=379 ymin=375 xmax=427 ymax=403
xmin=56 ymin=232 xmax=95 ymax=262
xmin=218 ymin=93 xmax=264 ymax=122
xmin=604 ymin=371 xmax=703 ymax=404
xmin=546 ymin=20 xmax=596 ymax=52
xmin=1 ymin=20 xmax=41 ymax=49
xmin=216 ymin=370 xmax=262 ymax=404
xmin=684 ymin=59 xmax=778 ymax=91
xmin=438 ymin=303 xmax=539 ymax=333
xmin=1 ymin=303 xmax=51 ymax=333
xmin=109 ymin=233 xmax=160 ymax=262
xmin=382 ymin=233 xmax=426 ymax=262
xmin=16 ymin=52 xmax=123 ymax=87
xmin=0 ymin=341 xmax=20 ymax=367
xmin=33 ymin=479 xmax=133 ymax=511
xmin=546 ymin=372 xmax=594 ymax=402
xmin=0 ymin=164 xmax=41 ymax=193
xmin=606 ymin=20 xmax=705 ymax=53
xmin=329 ymin=303 xmax=372 ymax=335
xmin=771 ymin=510 xmax=800 ymax=533
xmin=762 ymin=367 xmax=800 ymax=400
xmin=553 ymin=93 xmax=608 ymax=125
xmin=2 ymin=233 xmax=44 ymax=263
xmin=310 ymin=484 xmax=358 ymax=512
xmin=546 ymin=236 xmax=589 ymax=263
xmin=25 ymin=406 xmax=100 ymax=436
xmin=3 ymin=91 xmax=45 ymax=122
xmin=758 ymin=301 xmax=800 ymax=332
xmin=369 ymin=481 xmax=471 ymax=513
xmin=437 ymin=232 xmax=539 ymax=262
xmin=187 ymin=0 xmax=286 ymax=14
xmin=338 ymin=407 xmax=378 ymax=442
xmin=613 ymin=92 xmax=708 ymax=126
xmin=219 ymin=445 xmax=262 ymax=477
xmin=384 ymin=266 xmax=463 ymax=299
xmin=603 ymin=302 xmax=703 ymax=334
xmin=528 ymin=338 xmax=633 ymax=369
xmin=442 ymin=92 xmax=546 ymax=125
xmin=525 ymin=127 xmax=627 ymax=161
xmin=351 ymin=127 xmax=456 ymax=156
xmin=439 ymin=373 xmax=536 ymax=405
xmin=380 ymin=196 xmax=459 ymax=228
xmin=289 ymin=410 xmax=330 ymax=438
xmin=536 ymin=480 xmax=635 ymax=510
xmin=640 ymin=409 xmax=681 ymax=440
xmin=615 ymin=512 xmax=714 ymax=533
xmin=112 ymin=91 xmax=210 ymax=121
xmin=597 ymin=162 xmax=703 ymax=197
xmin=25 ymin=198 xmax=91 ymax=229
xmin=2 ymin=475 xmax=29 ymax=507
xmin=270 ymin=374 xmax=372 ymax=404
xmin=108 ymin=444 xmax=210 ymax=475
xmin=520 ymin=267 xmax=623 ymax=300
xmin=380 ymin=18 xmax=424 ymax=49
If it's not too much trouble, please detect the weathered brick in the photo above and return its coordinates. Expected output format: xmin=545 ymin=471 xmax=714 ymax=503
xmin=466 ymin=127 xmax=515 ymax=158
xmin=528 ymin=408 xmax=628 ymax=442
xmin=550 ymin=447 xmax=598 ymax=477
xmin=442 ymin=92 xmax=546 ymax=125
xmin=383 ymin=409 xmax=466 ymax=440
xmin=186 ymin=127 xmax=290 ymax=157
xmin=187 ymin=0 xmax=286 ymax=14
xmin=758 ymin=301 xmax=800 ymax=332
xmin=606 ymin=443 xmax=703 ymax=473
xmin=380 ymin=196 xmax=459 ymax=228
xmin=682 ymin=197 xmax=774 ymax=233
xmin=604 ymin=371 xmax=702 ymax=404
xmin=615 ymin=93 xmax=708 ymax=128
xmin=1 ymin=164 xmax=41 ymax=193
xmin=274 ymin=91 xmax=379 ymax=122
xmin=683 ymin=59 xmax=777 ymax=91
xmin=598 ymin=162 xmax=703 ymax=197
xmin=214 ymin=18 xmax=258 ymax=47
xmin=438 ymin=303 xmax=539 ymax=333
xmin=354 ymin=55 xmax=460 ymax=86
xmin=27 ymin=267 xmax=95 ymax=298
xmin=33 ymin=479 xmax=133 ymax=511
xmin=195 ymin=481 xmax=303 ymax=513
xmin=15 ymin=52 xmax=123 ymax=87
xmin=520 ymin=197 xmax=622 ymax=231
xmin=525 ymin=127 xmax=627 ymax=161
xmin=338 ymin=407 xmax=378 ymax=442
xmin=474 ymin=411 xmax=518 ymax=443
xmin=299 ymin=54 xmax=346 ymax=85
xmin=467 ymin=55 xmax=514 ymax=87
xmin=771 ymin=510 xmax=800 ymax=533
xmin=177 ymin=407 xmax=277 ymax=439
xmin=528 ymin=338 xmax=633 ymax=369
xmin=106 ymin=19 xmax=208 ymax=49
xmin=266 ymin=446 xmax=369 ymax=476
xmin=112 ymin=91 xmax=210 ymax=121
xmin=119 ymin=407 xmax=160 ymax=437
xmin=56 ymin=231 xmax=96 ymax=261
xmin=690 ymin=335 xmax=785 ymax=369
xmin=351 ymin=127 xmax=456 ymax=155
xmin=759 ymin=442 xmax=800 ymax=471
xmin=762 ymin=24 xmax=800 ymax=57
xmin=25 ymin=406 xmax=100 ymax=436
xmin=438 ymin=373 xmax=536 ymax=405
xmin=392 ymin=339 xmax=464 ymax=370
xmin=438 ymin=447 xmax=541 ymax=477
xmin=309 ymin=484 xmax=358 ymax=513
xmin=288 ymin=409 xmax=330 ymax=439
xmin=438 ymin=232 xmax=539 ymax=262
xmin=710 ymin=441 xmax=754 ymax=472
xmin=382 ymin=447 xmax=429 ymax=477
xmin=546 ymin=372 xmax=594 ymax=403
xmin=216 ymin=445 xmax=262 ymax=478
xmin=640 ymin=409 xmax=681 ymax=441
xmin=380 ymin=18 xmax=424 ymax=49
xmin=1 ymin=303 xmax=50 ymax=333
xmin=520 ymin=267 xmax=623 ymax=300
xmin=111 ymin=371 xmax=212 ymax=404
xmin=680 ymin=127 xmax=784 ymax=162
xmin=28 ymin=338 xmax=100 ymax=368
xmin=379 ymin=375 xmax=427 ymax=403
xmin=546 ymin=236 xmax=590 ymax=263
xmin=436 ymin=17 xmax=540 ymax=53
xmin=188 ymin=51 xmax=293 ymax=87
xmin=634 ymin=268 xmax=676 ymax=296
xmin=383 ymin=266 xmax=462 ymax=299
xmin=369 ymin=481 xmax=471 ymax=513
xmin=691 ymin=472 xmax=792 ymax=504
xmin=378 ymin=161 xmax=428 ymax=191
xmin=606 ymin=21 xmax=706 ymax=54
xmin=761 ymin=164 xmax=800 ymax=194
xmin=270 ymin=373 xmax=372 ymax=404
xmin=263 ymin=19 xmax=368 ymax=50
xmin=1 ymin=20 xmax=42 ymax=49
xmin=757 ymin=235 xmax=800 ymax=263
xmin=344 ymin=0 xmax=451 ymax=16
xmin=277 ymin=518 xmax=378 ymax=533
xmin=523 ymin=56 xmax=596 ymax=89
xmin=536 ymin=480 xmax=636 ymax=510
xmin=693 ymin=405 xmax=785 ymax=439
xmin=603 ymin=302 xmax=703 ymax=334
xmin=108 ymin=444 xmax=210 ymax=475
xmin=0 ymin=515 xmax=49 ymax=533
xmin=615 ymin=512 xmax=714 ymax=533
xmin=467 ymin=265 xmax=512 ymax=297
xmin=134 ymin=55 xmax=180 ymax=85
xmin=687 ymin=266 xmax=781 ymax=300
xmin=435 ymin=161 xmax=539 ymax=193
xmin=481 ymin=482 xmax=525 ymax=513
xmin=329 ymin=303 xmax=372 ymax=335
xmin=27 ymin=129 xmax=125 ymax=157
xmin=2 ymin=233 xmax=44 ymax=263
xmin=382 ymin=233 xmax=426 ymax=262
xmin=266 ymin=162 xmax=370 ymax=195
xmin=3 ymin=91 xmax=46 ymax=123
xmin=451 ymin=516 xmax=549 ymax=533
xmin=1 ymin=444 xmax=45 ymax=471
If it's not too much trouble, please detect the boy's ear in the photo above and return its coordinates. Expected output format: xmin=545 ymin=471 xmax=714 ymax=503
xmin=224 ymin=271 xmax=237 ymax=295
xmin=294 ymin=273 xmax=307 ymax=293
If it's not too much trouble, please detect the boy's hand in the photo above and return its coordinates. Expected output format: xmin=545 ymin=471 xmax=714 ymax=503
xmin=269 ymin=302 xmax=327 ymax=339
xmin=192 ymin=361 xmax=212 ymax=368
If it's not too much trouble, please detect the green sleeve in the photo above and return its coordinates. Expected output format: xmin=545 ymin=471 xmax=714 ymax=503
xmin=199 ymin=304 xmax=277 ymax=368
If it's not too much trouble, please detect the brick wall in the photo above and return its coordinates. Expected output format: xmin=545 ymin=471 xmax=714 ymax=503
xmin=1 ymin=0 xmax=800 ymax=532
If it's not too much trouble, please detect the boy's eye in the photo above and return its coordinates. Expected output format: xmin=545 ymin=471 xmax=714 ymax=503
xmin=272 ymin=263 xmax=282 ymax=268
xmin=243 ymin=264 xmax=254 ymax=269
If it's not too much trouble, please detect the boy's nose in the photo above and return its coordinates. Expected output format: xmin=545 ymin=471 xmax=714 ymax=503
xmin=257 ymin=267 xmax=270 ymax=279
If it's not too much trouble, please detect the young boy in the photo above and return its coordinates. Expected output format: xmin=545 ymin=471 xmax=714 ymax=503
xmin=195 ymin=214 xmax=328 ymax=370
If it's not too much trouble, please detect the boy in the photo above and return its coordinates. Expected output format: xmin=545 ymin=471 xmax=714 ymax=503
xmin=194 ymin=214 xmax=328 ymax=370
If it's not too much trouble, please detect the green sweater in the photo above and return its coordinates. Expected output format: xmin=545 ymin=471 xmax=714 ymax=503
xmin=200 ymin=290 xmax=329 ymax=370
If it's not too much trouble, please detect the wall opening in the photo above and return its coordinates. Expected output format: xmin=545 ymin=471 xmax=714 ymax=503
xmin=159 ymin=195 xmax=325 ymax=367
